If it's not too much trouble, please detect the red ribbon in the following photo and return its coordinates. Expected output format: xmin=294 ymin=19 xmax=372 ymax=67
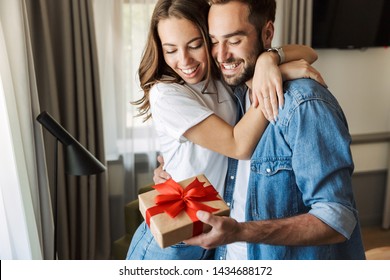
xmin=145 ymin=177 xmax=221 ymax=237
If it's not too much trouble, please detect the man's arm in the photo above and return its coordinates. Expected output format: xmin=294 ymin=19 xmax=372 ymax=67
xmin=184 ymin=210 xmax=346 ymax=249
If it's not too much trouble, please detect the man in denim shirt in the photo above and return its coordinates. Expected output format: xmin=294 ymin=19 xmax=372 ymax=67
xmin=185 ymin=0 xmax=366 ymax=259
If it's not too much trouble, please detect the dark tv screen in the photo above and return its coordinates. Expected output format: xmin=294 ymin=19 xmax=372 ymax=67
xmin=311 ymin=0 xmax=390 ymax=49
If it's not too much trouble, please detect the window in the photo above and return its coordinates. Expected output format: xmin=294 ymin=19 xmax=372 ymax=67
xmin=121 ymin=0 xmax=159 ymax=155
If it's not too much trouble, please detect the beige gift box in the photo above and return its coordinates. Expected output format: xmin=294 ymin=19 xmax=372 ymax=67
xmin=139 ymin=174 xmax=230 ymax=248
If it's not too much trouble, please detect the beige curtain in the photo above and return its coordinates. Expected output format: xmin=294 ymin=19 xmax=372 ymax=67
xmin=0 ymin=0 xmax=50 ymax=260
xmin=25 ymin=0 xmax=110 ymax=259
xmin=275 ymin=0 xmax=313 ymax=46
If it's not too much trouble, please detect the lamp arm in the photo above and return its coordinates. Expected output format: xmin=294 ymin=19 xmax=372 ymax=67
xmin=36 ymin=111 xmax=75 ymax=146
xmin=36 ymin=111 xmax=106 ymax=175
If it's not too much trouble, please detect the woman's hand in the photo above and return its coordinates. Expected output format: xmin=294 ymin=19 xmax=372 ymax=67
xmin=153 ymin=155 xmax=171 ymax=184
xmin=280 ymin=59 xmax=327 ymax=87
xmin=251 ymin=52 xmax=284 ymax=123
xmin=252 ymin=56 xmax=327 ymax=123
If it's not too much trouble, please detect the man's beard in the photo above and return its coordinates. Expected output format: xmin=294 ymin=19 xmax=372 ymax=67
xmin=221 ymin=44 xmax=262 ymax=87
xmin=222 ymin=62 xmax=255 ymax=87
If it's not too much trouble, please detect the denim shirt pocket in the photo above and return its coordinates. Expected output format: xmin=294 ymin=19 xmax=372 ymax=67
xmin=249 ymin=157 xmax=301 ymax=220
xmin=252 ymin=157 xmax=292 ymax=176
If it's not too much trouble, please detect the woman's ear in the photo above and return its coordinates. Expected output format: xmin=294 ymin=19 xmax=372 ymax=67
xmin=262 ymin=20 xmax=274 ymax=48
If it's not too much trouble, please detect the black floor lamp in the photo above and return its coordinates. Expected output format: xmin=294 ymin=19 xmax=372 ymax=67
xmin=36 ymin=111 xmax=106 ymax=260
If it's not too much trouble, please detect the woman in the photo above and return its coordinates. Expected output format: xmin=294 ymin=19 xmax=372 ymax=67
xmin=127 ymin=0 xmax=323 ymax=260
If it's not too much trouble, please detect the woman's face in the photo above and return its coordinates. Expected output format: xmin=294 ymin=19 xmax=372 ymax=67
xmin=157 ymin=17 xmax=208 ymax=84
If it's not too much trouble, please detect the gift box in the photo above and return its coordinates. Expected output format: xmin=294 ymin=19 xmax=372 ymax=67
xmin=139 ymin=174 xmax=230 ymax=248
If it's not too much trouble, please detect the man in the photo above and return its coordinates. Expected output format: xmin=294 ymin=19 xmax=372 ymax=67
xmin=183 ymin=0 xmax=366 ymax=260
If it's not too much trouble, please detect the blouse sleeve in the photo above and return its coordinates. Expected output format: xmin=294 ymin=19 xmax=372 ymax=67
xmin=150 ymin=83 xmax=214 ymax=142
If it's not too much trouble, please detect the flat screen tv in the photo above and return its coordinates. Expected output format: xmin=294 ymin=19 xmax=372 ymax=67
xmin=311 ymin=0 xmax=390 ymax=49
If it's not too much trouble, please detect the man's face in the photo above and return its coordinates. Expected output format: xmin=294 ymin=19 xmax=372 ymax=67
xmin=208 ymin=1 xmax=262 ymax=87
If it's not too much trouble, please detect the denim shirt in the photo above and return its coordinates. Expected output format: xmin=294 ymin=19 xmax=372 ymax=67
xmin=215 ymin=78 xmax=366 ymax=260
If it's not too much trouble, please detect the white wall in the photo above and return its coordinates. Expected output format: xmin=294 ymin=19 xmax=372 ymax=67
xmin=314 ymin=48 xmax=390 ymax=134
xmin=273 ymin=1 xmax=390 ymax=171
xmin=313 ymin=48 xmax=390 ymax=172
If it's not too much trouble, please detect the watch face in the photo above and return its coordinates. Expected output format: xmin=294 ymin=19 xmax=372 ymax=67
xmin=266 ymin=48 xmax=282 ymax=64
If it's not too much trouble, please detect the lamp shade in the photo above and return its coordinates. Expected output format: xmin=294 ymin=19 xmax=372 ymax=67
xmin=37 ymin=111 xmax=106 ymax=175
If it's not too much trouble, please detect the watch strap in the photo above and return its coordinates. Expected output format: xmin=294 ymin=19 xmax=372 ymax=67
xmin=266 ymin=47 xmax=285 ymax=65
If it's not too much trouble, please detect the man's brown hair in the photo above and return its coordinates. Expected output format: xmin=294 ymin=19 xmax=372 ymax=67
xmin=209 ymin=0 xmax=276 ymax=38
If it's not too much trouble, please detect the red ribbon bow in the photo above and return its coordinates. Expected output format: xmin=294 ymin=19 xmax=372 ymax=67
xmin=145 ymin=177 xmax=221 ymax=237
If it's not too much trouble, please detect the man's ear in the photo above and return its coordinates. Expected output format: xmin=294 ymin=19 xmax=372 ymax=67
xmin=262 ymin=20 xmax=274 ymax=48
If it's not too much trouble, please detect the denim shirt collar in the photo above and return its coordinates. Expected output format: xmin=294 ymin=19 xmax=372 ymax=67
xmin=233 ymin=84 xmax=248 ymax=122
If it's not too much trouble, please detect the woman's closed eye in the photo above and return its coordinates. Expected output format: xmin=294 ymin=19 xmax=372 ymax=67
xmin=164 ymin=48 xmax=177 ymax=54
xmin=189 ymin=42 xmax=203 ymax=50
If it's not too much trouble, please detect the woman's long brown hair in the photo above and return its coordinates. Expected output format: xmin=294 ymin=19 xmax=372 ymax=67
xmin=132 ymin=0 xmax=219 ymax=121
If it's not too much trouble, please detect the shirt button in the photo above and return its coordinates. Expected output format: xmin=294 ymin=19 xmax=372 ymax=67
xmin=230 ymin=175 xmax=235 ymax=180
xmin=220 ymin=257 xmax=223 ymax=260
xmin=227 ymin=202 xmax=231 ymax=207
xmin=266 ymin=168 xmax=271 ymax=173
